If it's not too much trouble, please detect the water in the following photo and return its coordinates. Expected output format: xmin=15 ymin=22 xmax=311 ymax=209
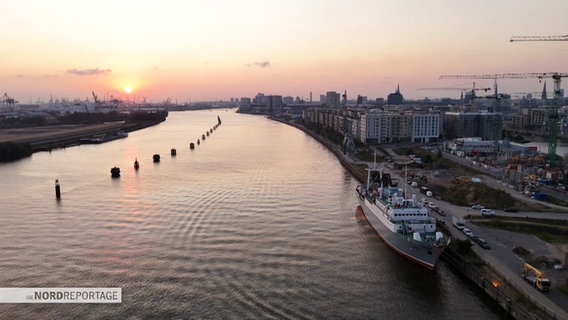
xmin=0 ymin=110 xmax=506 ymax=319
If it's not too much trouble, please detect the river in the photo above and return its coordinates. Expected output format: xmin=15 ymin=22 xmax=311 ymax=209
xmin=0 ymin=110 xmax=507 ymax=319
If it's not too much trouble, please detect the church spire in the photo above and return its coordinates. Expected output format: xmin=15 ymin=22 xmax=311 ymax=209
xmin=541 ymin=81 xmax=547 ymax=100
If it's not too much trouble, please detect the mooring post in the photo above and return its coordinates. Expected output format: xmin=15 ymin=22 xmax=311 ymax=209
xmin=55 ymin=179 xmax=61 ymax=199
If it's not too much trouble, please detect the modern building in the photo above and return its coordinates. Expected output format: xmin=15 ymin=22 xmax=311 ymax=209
xmin=238 ymin=97 xmax=252 ymax=112
xmin=265 ymin=95 xmax=283 ymax=114
xmin=443 ymin=112 xmax=503 ymax=141
xmin=360 ymin=109 xmax=387 ymax=145
xmin=446 ymin=137 xmax=496 ymax=156
xmin=412 ymin=112 xmax=442 ymax=143
xmin=326 ymin=91 xmax=341 ymax=108
xmin=308 ymin=107 xmax=442 ymax=145
xmin=390 ymin=113 xmax=412 ymax=143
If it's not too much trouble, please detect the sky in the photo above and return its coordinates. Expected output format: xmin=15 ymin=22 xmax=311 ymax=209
xmin=1 ymin=0 xmax=568 ymax=103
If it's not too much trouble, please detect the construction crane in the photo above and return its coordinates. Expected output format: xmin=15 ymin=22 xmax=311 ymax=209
xmin=509 ymin=35 xmax=568 ymax=163
xmin=418 ymin=82 xmax=491 ymax=110
xmin=510 ymin=35 xmax=568 ymax=42
xmin=440 ymin=73 xmax=568 ymax=163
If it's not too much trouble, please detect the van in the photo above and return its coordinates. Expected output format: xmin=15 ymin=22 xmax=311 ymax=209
xmin=480 ymin=209 xmax=494 ymax=217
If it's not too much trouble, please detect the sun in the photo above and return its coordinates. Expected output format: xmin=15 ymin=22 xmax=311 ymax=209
xmin=124 ymin=86 xmax=133 ymax=94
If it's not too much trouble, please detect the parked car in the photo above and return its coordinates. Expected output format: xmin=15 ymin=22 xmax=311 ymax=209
xmin=471 ymin=204 xmax=485 ymax=210
xmin=462 ymin=228 xmax=474 ymax=237
xmin=437 ymin=209 xmax=447 ymax=217
xmin=477 ymin=238 xmax=490 ymax=249
xmin=480 ymin=209 xmax=495 ymax=217
xmin=504 ymin=207 xmax=518 ymax=212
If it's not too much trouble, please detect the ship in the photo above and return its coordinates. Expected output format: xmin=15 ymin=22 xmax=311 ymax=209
xmin=355 ymin=164 xmax=449 ymax=270
xmin=80 ymin=131 xmax=128 ymax=144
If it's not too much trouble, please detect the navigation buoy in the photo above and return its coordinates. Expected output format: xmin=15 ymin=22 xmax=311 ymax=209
xmin=55 ymin=179 xmax=61 ymax=199
xmin=110 ymin=166 xmax=121 ymax=178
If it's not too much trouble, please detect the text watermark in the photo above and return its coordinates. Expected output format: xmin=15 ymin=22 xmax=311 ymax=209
xmin=0 ymin=288 xmax=121 ymax=303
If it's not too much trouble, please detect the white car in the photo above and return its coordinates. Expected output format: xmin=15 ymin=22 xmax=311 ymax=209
xmin=480 ymin=209 xmax=494 ymax=217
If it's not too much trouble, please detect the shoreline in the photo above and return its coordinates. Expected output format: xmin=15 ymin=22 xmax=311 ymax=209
xmin=0 ymin=118 xmax=166 ymax=161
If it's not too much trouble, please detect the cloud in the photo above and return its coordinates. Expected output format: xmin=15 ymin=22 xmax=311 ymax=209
xmin=67 ymin=68 xmax=112 ymax=76
xmin=246 ymin=61 xmax=271 ymax=68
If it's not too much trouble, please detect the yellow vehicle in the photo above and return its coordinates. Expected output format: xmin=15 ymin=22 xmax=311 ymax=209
xmin=522 ymin=263 xmax=551 ymax=292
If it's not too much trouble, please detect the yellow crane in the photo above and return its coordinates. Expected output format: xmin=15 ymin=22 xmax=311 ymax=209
xmin=522 ymin=262 xmax=551 ymax=292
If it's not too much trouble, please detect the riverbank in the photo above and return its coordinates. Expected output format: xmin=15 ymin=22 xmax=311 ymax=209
xmin=0 ymin=118 xmax=166 ymax=162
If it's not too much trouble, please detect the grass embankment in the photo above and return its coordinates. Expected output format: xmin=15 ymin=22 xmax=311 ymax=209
xmin=436 ymin=180 xmax=515 ymax=209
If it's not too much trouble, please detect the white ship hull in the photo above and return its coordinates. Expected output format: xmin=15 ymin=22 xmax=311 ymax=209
xmin=356 ymin=189 xmax=447 ymax=270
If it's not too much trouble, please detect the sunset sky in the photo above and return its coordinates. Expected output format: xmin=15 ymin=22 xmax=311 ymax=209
xmin=1 ymin=0 xmax=568 ymax=103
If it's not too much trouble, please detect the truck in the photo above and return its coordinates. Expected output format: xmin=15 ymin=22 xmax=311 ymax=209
xmin=452 ymin=217 xmax=465 ymax=231
xmin=522 ymin=262 xmax=551 ymax=292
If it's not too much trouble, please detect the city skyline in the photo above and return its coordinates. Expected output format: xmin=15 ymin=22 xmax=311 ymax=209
xmin=1 ymin=0 xmax=568 ymax=103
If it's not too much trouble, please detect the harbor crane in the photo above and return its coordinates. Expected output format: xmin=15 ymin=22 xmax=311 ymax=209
xmin=439 ymin=73 xmax=568 ymax=163
xmin=510 ymin=35 xmax=568 ymax=42
xmin=91 ymin=91 xmax=101 ymax=106
xmin=1 ymin=93 xmax=16 ymax=110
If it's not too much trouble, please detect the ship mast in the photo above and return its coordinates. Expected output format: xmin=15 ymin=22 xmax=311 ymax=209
xmin=403 ymin=166 xmax=408 ymax=198
xmin=366 ymin=151 xmax=381 ymax=190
